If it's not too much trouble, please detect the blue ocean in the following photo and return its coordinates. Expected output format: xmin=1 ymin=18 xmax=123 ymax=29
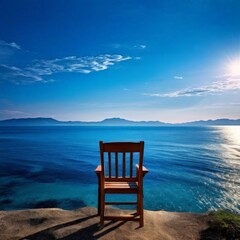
xmin=0 ymin=126 xmax=239 ymax=213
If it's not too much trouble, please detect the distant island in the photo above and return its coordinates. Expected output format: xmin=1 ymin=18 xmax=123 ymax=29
xmin=0 ymin=117 xmax=240 ymax=126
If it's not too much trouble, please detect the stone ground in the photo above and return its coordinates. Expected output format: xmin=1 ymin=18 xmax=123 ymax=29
xmin=0 ymin=207 xmax=211 ymax=240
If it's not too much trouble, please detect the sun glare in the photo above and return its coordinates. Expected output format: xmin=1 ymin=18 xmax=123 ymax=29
xmin=220 ymin=126 xmax=240 ymax=145
xmin=227 ymin=58 xmax=240 ymax=77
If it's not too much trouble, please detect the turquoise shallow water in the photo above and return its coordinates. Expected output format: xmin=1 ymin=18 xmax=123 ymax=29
xmin=0 ymin=126 xmax=239 ymax=213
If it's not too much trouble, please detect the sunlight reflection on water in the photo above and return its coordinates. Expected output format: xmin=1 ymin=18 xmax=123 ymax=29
xmin=217 ymin=125 xmax=240 ymax=146
xmin=217 ymin=126 xmax=240 ymax=163
xmin=214 ymin=126 xmax=240 ymax=212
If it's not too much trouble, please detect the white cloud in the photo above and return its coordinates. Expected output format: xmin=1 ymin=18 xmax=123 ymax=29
xmin=112 ymin=43 xmax=146 ymax=50
xmin=0 ymin=54 xmax=132 ymax=84
xmin=134 ymin=44 xmax=146 ymax=49
xmin=0 ymin=110 xmax=26 ymax=115
xmin=29 ymin=55 xmax=131 ymax=75
xmin=0 ymin=109 xmax=29 ymax=119
xmin=140 ymin=45 xmax=146 ymax=49
xmin=174 ymin=76 xmax=183 ymax=80
xmin=0 ymin=40 xmax=21 ymax=50
xmin=144 ymin=77 xmax=240 ymax=97
xmin=0 ymin=64 xmax=43 ymax=84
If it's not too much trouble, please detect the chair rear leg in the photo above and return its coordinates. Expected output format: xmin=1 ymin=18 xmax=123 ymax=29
xmin=100 ymin=191 xmax=105 ymax=228
xmin=137 ymin=192 xmax=140 ymax=215
xmin=97 ymin=176 xmax=101 ymax=215
xmin=139 ymin=191 xmax=144 ymax=227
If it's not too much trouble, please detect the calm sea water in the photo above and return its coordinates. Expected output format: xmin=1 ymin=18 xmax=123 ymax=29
xmin=0 ymin=126 xmax=239 ymax=213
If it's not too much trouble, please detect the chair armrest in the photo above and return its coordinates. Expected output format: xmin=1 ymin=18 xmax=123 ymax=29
xmin=136 ymin=164 xmax=149 ymax=177
xmin=95 ymin=165 xmax=102 ymax=175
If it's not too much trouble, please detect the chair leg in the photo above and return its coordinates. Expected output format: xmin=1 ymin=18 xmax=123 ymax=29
xmin=100 ymin=191 xmax=105 ymax=228
xmin=137 ymin=192 xmax=140 ymax=215
xmin=139 ymin=191 xmax=144 ymax=227
xmin=98 ymin=181 xmax=101 ymax=215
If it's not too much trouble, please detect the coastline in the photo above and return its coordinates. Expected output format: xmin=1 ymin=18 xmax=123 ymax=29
xmin=0 ymin=206 xmax=210 ymax=240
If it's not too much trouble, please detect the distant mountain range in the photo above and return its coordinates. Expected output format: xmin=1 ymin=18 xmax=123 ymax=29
xmin=0 ymin=117 xmax=240 ymax=126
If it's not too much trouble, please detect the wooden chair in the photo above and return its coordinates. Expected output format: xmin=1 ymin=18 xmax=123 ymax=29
xmin=95 ymin=141 xmax=148 ymax=228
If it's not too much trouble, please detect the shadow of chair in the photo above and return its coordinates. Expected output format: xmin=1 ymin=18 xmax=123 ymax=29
xmin=19 ymin=214 xmax=98 ymax=240
xmin=20 ymin=213 xmax=128 ymax=240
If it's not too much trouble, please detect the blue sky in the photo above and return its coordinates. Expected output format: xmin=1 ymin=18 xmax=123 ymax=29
xmin=0 ymin=0 xmax=240 ymax=123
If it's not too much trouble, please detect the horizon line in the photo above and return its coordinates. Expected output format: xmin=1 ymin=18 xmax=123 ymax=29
xmin=0 ymin=116 xmax=240 ymax=125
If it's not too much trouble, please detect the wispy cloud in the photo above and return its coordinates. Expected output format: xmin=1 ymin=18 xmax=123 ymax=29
xmin=0 ymin=54 xmax=132 ymax=84
xmin=29 ymin=55 xmax=131 ymax=75
xmin=144 ymin=77 xmax=240 ymax=97
xmin=0 ymin=40 xmax=21 ymax=60
xmin=0 ymin=64 xmax=43 ymax=84
xmin=0 ymin=109 xmax=29 ymax=119
xmin=0 ymin=40 xmax=21 ymax=50
xmin=0 ymin=109 xmax=27 ymax=115
xmin=112 ymin=43 xmax=146 ymax=50
xmin=174 ymin=76 xmax=183 ymax=80
xmin=134 ymin=44 xmax=146 ymax=49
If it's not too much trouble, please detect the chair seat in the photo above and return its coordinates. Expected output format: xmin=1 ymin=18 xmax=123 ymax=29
xmin=104 ymin=181 xmax=139 ymax=193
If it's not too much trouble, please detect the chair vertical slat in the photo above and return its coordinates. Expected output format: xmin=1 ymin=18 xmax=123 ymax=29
xmin=108 ymin=152 xmax=111 ymax=178
xmin=115 ymin=152 xmax=118 ymax=178
xmin=130 ymin=152 xmax=133 ymax=178
xmin=123 ymin=152 xmax=126 ymax=177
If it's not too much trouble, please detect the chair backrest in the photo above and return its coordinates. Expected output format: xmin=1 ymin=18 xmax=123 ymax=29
xmin=99 ymin=141 xmax=144 ymax=182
